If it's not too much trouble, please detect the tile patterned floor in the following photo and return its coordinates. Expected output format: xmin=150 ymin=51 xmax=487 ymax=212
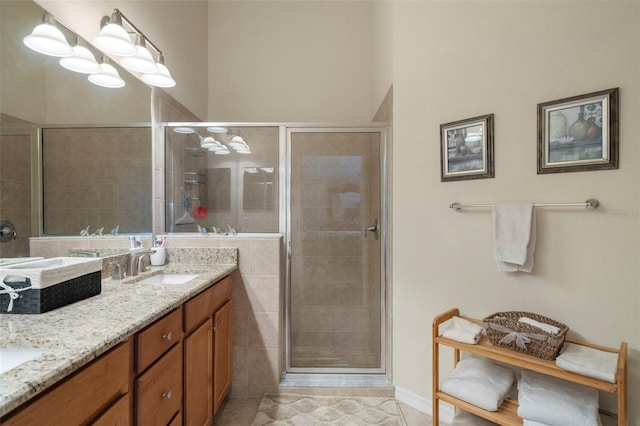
xmin=212 ymin=397 xmax=435 ymax=425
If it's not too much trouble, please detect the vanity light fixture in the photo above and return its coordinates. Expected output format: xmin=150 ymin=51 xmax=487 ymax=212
xmin=141 ymin=54 xmax=176 ymax=88
xmin=94 ymin=9 xmax=176 ymax=87
xmin=173 ymin=127 xmax=195 ymax=134
xmin=23 ymin=13 xmax=73 ymax=57
xmin=93 ymin=10 xmax=136 ymax=56
xmin=200 ymin=136 xmax=218 ymax=149
xmin=59 ymin=37 xmax=101 ymax=74
xmin=120 ymin=35 xmax=158 ymax=74
xmin=228 ymin=135 xmax=252 ymax=154
xmin=207 ymin=126 xmax=228 ymax=134
xmin=88 ymin=56 xmax=126 ymax=88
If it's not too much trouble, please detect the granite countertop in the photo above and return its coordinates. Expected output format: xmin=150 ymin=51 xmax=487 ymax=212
xmin=0 ymin=262 xmax=237 ymax=417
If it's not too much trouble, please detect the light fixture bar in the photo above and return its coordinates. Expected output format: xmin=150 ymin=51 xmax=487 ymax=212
xmin=113 ymin=8 xmax=162 ymax=57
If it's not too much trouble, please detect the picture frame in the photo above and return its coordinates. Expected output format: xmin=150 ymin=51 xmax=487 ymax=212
xmin=537 ymin=88 xmax=618 ymax=174
xmin=440 ymin=113 xmax=494 ymax=182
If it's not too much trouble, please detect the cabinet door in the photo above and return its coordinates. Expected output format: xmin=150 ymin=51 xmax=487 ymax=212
xmin=213 ymin=300 xmax=233 ymax=415
xmin=184 ymin=318 xmax=213 ymax=426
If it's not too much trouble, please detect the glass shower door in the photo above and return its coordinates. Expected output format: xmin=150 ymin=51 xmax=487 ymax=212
xmin=287 ymin=128 xmax=384 ymax=372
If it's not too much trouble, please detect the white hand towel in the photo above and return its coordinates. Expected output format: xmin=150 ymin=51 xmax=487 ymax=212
xmin=493 ymin=202 xmax=536 ymax=273
xmin=518 ymin=317 xmax=561 ymax=334
xmin=556 ymin=343 xmax=618 ymax=383
xmin=440 ymin=357 xmax=515 ymax=412
xmin=517 ymin=370 xmax=599 ymax=426
xmin=441 ymin=316 xmax=484 ymax=344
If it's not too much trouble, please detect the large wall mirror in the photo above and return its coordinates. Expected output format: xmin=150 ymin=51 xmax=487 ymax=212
xmin=0 ymin=1 xmax=152 ymax=258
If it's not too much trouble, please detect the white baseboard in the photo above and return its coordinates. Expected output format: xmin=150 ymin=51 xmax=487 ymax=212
xmin=394 ymin=386 xmax=455 ymax=424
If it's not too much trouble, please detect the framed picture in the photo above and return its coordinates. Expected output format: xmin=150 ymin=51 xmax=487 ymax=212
xmin=537 ymin=88 xmax=618 ymax=174
xmin=440 ymin=113 xmax=494 ymax=182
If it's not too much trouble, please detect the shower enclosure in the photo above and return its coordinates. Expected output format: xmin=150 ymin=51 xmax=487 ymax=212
xmin=163 ymin=123 xmax=389 ymax=379
xmin=286 ymin=127 xmax=387 ymax=375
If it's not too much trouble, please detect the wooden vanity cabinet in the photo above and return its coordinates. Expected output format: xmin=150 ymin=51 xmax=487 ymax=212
xmin=1 ymin=339 xmax=133 ymax=426
xmin=1 ymin=275 xmax=233 ymax=426
xmin=183 ymin=275 xmax=232 ymax=425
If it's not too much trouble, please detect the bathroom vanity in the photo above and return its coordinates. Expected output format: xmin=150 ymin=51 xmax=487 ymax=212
xmin=0 ymin=262 xmax=236 ymax=425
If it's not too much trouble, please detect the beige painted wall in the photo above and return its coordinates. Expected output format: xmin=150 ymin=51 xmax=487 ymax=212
xmin=37 ymin=0 xmax=209 ymax=120
xmin=370 ymin=1 xmax=393 ymax=121
xmin=391 ymin=0 xmax=640 ymax=421
xmin=207 ymin=0 xmax=373 ymax=122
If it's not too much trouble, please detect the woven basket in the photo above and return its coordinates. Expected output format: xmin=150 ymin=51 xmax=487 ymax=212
xmin=483 ymin=311 xmax=569 ymax=360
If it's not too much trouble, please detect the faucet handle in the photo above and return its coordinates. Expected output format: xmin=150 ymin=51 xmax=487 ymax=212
xmin=108 ymin=261 xmax=126 ymax=280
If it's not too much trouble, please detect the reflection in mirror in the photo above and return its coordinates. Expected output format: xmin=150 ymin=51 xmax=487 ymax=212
xmin=0 ymin=1 xmax=152 ymax=256
xmin=165 ymin=126 xmax=279 ymax=233
xmin=42 ymin=126 xmax=152 ymax=235
xmin=243 ymin=167 xmax=275 ymax=210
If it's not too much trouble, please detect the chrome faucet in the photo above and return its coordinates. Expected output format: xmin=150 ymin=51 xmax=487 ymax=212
xmin=128 ymin=249 xmax=155 ymax=276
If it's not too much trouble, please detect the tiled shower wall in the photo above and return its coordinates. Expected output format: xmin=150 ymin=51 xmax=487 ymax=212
xmin=42 ymin=127 xmax=151 ymax=235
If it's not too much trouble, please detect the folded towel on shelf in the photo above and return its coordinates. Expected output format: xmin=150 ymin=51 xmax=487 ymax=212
xmin=441 ymin=316 xmax=484 ymax=344
xmin=518 ymin=316 xmax=561 ymax=334
xmin=523 ymin=416 xmax=603 ymax=426
xmin=517 ymin=370 xmax=599 ymax=426
xmin=493 ymin=202 xmax=536 ymax=273
xmin=451 ymin=408 xmax=500 ymax=426
xmin=440 ymin=357 xmax=515 ymax=412
xmin=556 ymin=342 xmax=618 ymax=383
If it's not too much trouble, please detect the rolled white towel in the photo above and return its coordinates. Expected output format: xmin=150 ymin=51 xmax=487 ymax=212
xmin=440 ymin=357 xmax=515 ymax=412
xmin=518 ymin=317 xmax=561 ymax=334
xmin=441 ymin=316 xmax=484 ymax=344
xmin=556 ymin=343 xmax=618 ymax=383
xmin=517 ymin=370 xmax=599 ymax=426
xmin=451 ymin=409 xmax=500 ymax=426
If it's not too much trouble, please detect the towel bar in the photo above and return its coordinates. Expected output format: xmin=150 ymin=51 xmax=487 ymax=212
xmin=449 ymin=198 xmax=599 ymax=211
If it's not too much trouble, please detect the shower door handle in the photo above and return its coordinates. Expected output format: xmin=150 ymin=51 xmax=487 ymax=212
xmin=364 ymin=218 xmax=379 ymax=240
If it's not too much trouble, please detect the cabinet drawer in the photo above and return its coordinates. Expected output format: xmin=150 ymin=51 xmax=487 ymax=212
xmin=91 ymin=393 xmax=130 ymax=426
xmin=184 ymin=276 xmax=232 ymax=333
xmin=2 ymin=339 xmax=131 ymax=426
xmin=136 ymin=343 xmax=182 ymax=426
xmin=136 ymin=307 xmax=183 ymax=373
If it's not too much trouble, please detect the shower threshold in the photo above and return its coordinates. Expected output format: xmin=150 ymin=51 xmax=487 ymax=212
xmin=280 ymin=373 xmax=393 ymax=389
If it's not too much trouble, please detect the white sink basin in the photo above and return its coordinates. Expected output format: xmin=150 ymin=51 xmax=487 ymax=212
xmin=0 ymin=348 xmax=46 ymax=374
xmin=138 ymin=274 xmax=200 ymax=285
